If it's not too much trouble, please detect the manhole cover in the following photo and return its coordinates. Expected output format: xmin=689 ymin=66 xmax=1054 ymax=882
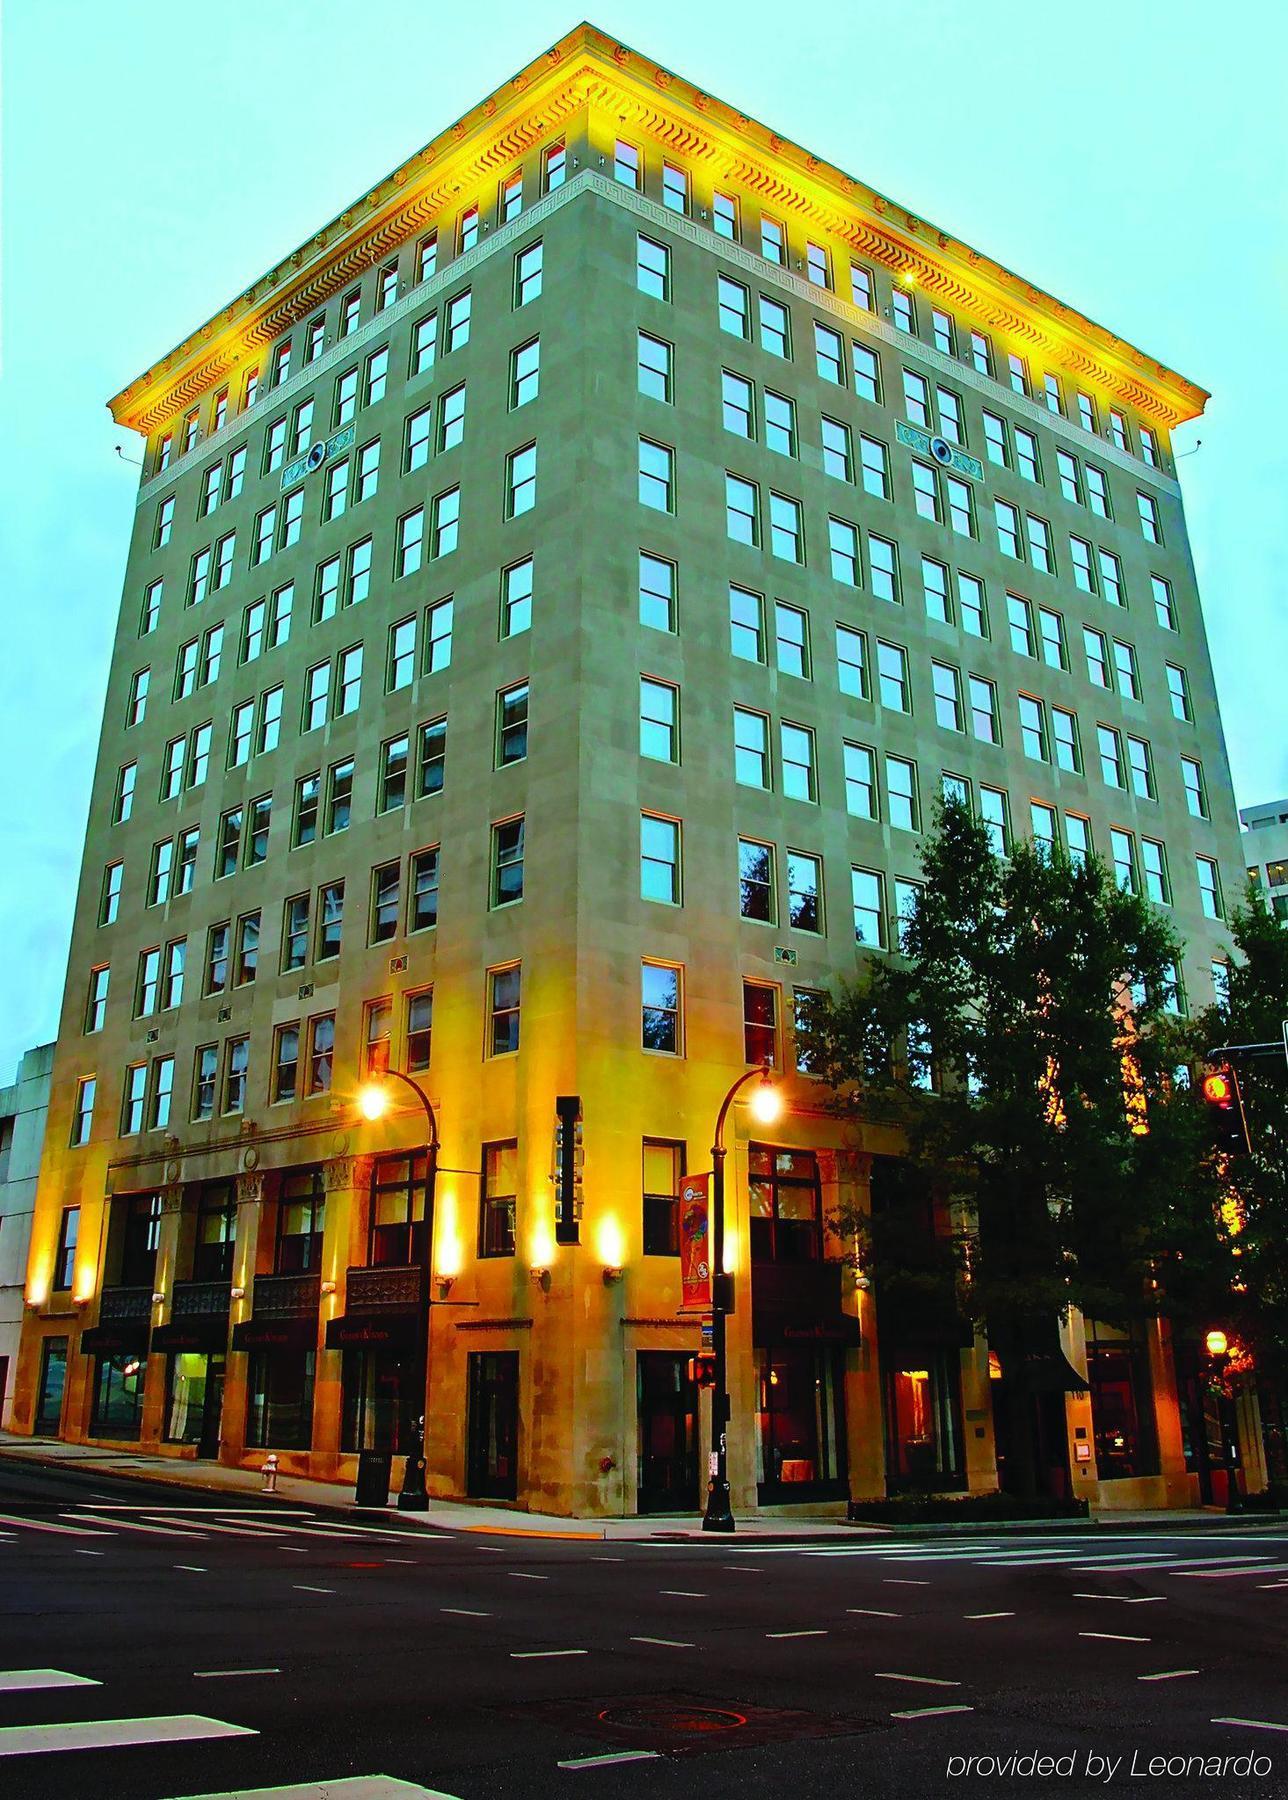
xmin=501 ymin=1691 xmax=884 ymax=1756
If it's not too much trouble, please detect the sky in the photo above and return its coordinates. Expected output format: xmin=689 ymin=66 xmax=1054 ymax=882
xmin=1 ymin=0 xmax=1285 ymax=1082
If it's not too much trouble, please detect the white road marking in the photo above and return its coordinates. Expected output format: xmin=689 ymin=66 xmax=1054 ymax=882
xmin=891 ymin=1705 xmax=975 ymax=1720
xmin=386 ymin=1558 xmax=417 ymax=1565
xmin=510 ymin=1649 xmax=587 ymax=1659
xmin=1257 ymin=1581 xmax=1288 ymax=1590
xmin=147 ymin=1517 xmax=291 ymax=1539
xmin=80 ymin=1505 xmax=315 ymax=1515
xmin=766 ymin=1630 xmax=828 ymax=1639
xmin=192 ymin=1668 xmax=281 ymax=1679
xmin=1073 ymin=1593 xmax=1165 ymax=1603
xmin=847 ymin=1608 xmax=900 ymax=1618
xmin=1079 ymin=1631 xmax=1150 ymax=1643
xmin=659 ymin=1589 xmax=706 ymax=1598
xmin=277 ymin=1547 xmax=309 ymax=1554
xmin=1138 ymin=1670 xmax=1200 ymax=1681
xmin=558 ymin=1751 xmax=662 ymax=1769
xmin=631 ymin=1636 xmax=694 ymax=1648
xmin=292 ymin=1584 xmax=335 ymax=1595
xmin=440 ymin=1608 xmax=491 ymax=1617
xmin=73 ymin=1549 xmax=105 ymax=1557
xmin=1212 ymin=1717 xmax=1288 ymax=1734
xmin=174 ymin=1565 xmax=208 ymax=1574
xmin=1176 ymin=1562 xmax=1288 ymax=1580
xmin=590 ymin=1555 xmax=624 ymax=1562
xmin=875 ymin=1673 xmax=961 ymax=1687
xmin=165 ymin=1779 xmax=463 ymax=1798
xmin=965 ymin=1612 xmax=1014 ymax=1620
xmin=62 ymin=1514 xmax=208 ymax=1540
xmin=508 ymin=1572 xmax=548 ymax=1581
xmin=723 ymin=1566 xmax=762 ymax=1573
xmin=0 ymin=1513 xmax=110 ymax=1537
xmin=884 ymin=1579 xmax=930 ymax=1586
xmin=1073 ymin=1556 xmax=1272 ymax=1574
xmin=0 ymin=1714 xmax=257 ymax=1757
xmin=0 ymin=1670 xmax=101 ymax=1693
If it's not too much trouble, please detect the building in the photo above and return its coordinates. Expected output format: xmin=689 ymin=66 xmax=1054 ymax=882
xmin=1 ymin=1043 xmax=54 ymax=1426
xmin=1241 ymin=800 xmax=1288 ymax=922
xmin=14 ymin=24 xmax=1253 ymax=1514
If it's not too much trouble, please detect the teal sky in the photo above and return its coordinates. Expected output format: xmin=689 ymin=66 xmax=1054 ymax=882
xmin=1 ymin=0 xmax=1284 ymax=1080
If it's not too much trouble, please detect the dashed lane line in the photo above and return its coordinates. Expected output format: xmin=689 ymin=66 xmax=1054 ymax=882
xmin=440 ymin=1608 xmax=492 ymax=1617
xmin=659 ymin=1589 xmax=706 ymax=1598
xmin=292 ymin=1585 xmax=336 ymax=1595
xmin=510 ymin=1650 xmax=587 ymax=1659
xmin=174 ymin=1565 xmax=208 ymax=1574
xmin=630 ymin=1637 xmax=695 ymax=1648
xmin=891 ymin=1705 xmax=975 ymax=1720
xmin=1138 ymin=1670 xmax=1201 ymax=1682
xmin=766 ymin=1630 xmax=829 ymax=1639
xmin=558 ymin=1752 xmax=662 ymax=1769
xmin=965 ymin=1612 xmax=1014 ymax=1620
xmin=847 ymin=1608 xmax=901 ymax=1618
xmin=875 ymin=1673 xmax=961 ymax=1688
xmin=1212 ymin=1718 xmax=1288 ymax=1734
xmin=1078 ymin=1632 xmax=1150 ymax=1643
xmin=192 ymin=1669 xmax=281 ymax=1679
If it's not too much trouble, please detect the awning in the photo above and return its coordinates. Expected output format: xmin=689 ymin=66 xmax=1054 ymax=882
xmin=80 ymin=1324 xmax=151 ymax=1356
xmin=232 ymin=1316 xmax=317 ymax=1352
xmin=152 ymin=1317 xmax=230 ymax=1355
xmin=325 ymin=1314 xmax=420 ymax=1352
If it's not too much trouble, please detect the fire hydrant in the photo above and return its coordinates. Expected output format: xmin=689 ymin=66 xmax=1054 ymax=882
xmin=261 ymin=1454 xmax=279 ymax=1494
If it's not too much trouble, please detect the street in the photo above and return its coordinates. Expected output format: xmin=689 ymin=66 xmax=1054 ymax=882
xmin=1 ymin=1455 xmax=1286 ymax=1800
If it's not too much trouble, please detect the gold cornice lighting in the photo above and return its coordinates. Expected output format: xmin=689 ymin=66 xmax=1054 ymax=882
xmin=109 ymin=22 xmax=1207 ymax=436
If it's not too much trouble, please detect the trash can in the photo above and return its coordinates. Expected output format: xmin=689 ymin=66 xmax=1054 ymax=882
xmin=355 ymin=1449 xmax=392 ymax=1508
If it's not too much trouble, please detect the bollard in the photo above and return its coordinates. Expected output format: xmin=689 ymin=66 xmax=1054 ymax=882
xmin=261 ymin=1453 xmax=279 ymax=1494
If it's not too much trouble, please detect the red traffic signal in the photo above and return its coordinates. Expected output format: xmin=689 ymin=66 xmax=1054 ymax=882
xmin=687 ymin=1355 xmax=717 ymax=1388
xmin=1202 ymin=1072 xmax=1232 ymax=1105
xmin=1202 ymin=1065 xmax=1250 ymax=1155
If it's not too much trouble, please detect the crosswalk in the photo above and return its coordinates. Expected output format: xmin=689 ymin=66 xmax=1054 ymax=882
xmin=0 ymin=1504 xmax=448 ymax=1550
xmin=725 ymin=1535 xmax=1288 ymax=1582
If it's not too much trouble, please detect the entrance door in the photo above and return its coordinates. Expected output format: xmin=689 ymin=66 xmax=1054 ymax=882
xmin=636 ymin=1352 xmax=697 ymax=1513
xmin=467 ymin=1351 xmax=519 ymax=1500
xmin=35 ymin=1338 xmax=68 ymax=1435
xmin=198 ymin=1356 xmax=226 ymax=1459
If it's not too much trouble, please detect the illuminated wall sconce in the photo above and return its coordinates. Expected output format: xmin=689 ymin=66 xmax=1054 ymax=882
xmin=530 ymin=1266 xmax=551 ymax=1292
xmin=602 ymin=1266 xmax=623 ymax=1286
xmin=72 ymin=1294 xmax=91 ymax=1308
xmin=435 ymin=1274 xmax=455 ymax=1299
xmin=321 ymin=1279 xmax=337 ymax=1297
xmin=855 ymin=1275 xmax=872 ymax=1292
xmin=229 ymin=1286 xmax=246 ymax=1302
xmin=151 ymin=1291 xmax=166 ymax=1306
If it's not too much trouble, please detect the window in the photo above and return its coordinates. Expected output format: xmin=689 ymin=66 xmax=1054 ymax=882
xmin=829 ymin=517 xmax=859 ymax=585
xmin=805 ymin=241 xmax=829 ymax=287
xmin=1057 ymin=450 xmax=1082 ymax=505
xmin=995 ymin=499 xmax=1022 ymax=559
xmin=1026 ymin=515 xmax=1053 ymax=573
xmin=638 ymin=236 xmax=670 ymax=301
xmin=147 ymin=839 xmax=173 ymax=906
xmin=480 ymin=1141 xmax=517 ymax=1256
xmin=85 ymin=965 xmax=110 ymax=1034
xmin=850 ymin=264 xmax=873 ymax=310
xmin=931 ymin=307 xmax=955 ymax=354
xmin=642 ymin=962 xmax=682 ymax=1055
xmin=760 ymin=214 xmax=785 ymax=264
xmin=886 ymin=756 xmax=919 ymax=832
xmin=662 ymin=161 xmax=688 ymax=213
xmin=234 ymin=911 xmax=260 ymax=985
xmin=115 ymin=761 xmax=137 ymax=821
xmin=1037 ymin=606 xmax=1066 ymax=669
xmin=769 ymin=492 xmax=802 ymax=562
xmin=122 ymin=1063 xmax=147 ymax=1135
xmin=501 ymin=556 xmax=533 ymax=637
xmin=729 ymin=585 xmax=765 ymax=663
xmin=490 ymin=816 xmax=525 ymax=907
xmin=201 ymin=463 xmax=221 ymax=516
xmin=424 ymin=597 xmax=452 ymax=674
xmin=780 ymin=723 xmax=816 ymax=801
xmin=515 ymin=240 xmax=543 ymax=306
xmin=496 ymin=682 xmax=528 ymax=767
xmin=340 ymin=289 xmax=361 ymax=336
xmin=1098 ymin=724 xmax=1126 ymax=788
xmin=638 ymin=438 xmax=674 ymax=512
xmin=293 ymin=772 xmax=320 ymax=846
xmin=637 ymin=331 xmax=672 ymax=402
xmin=639 ymin=676 xmax=680 ymax=763
xmin=437 ymin=383 xmax=466 ymax=452
xmin=877 ymin=640 xmax=910 ymax=712
xmin=775 ymin=602 xmax=809 ymax=677
xmin=1030 ymin=803 xmax=1057 ymax=856
xmin=221 ymin=1039 xmax=248 ymax=1116
xmin=1113 ymin=639 xmax=1141 ymax=701
xmin=642 ymin=1140 xmax=684 ymax=1257
xmin=614 ymin=138 xmax=640 ymax=187
xmin=764 ymin=391 xmax=796 ymax=457
xmin=146 ymin=1055 xmax=175 ymax=1131
xmin=431 ymin=486 xmax=460 ymax=556
xmin=869 ymin=533 xmax=898 ymax=603
xmin=163 ymin=939 xmax=185 ymax=1008
xmin=127 ymin=668 xmax=149 ymax=726
xmin=1043 ymin=372 xmax=1063 ymax=416
xmin=417 ymin=717 xmax=447 ymax=796
xmin=306 ymin=1014 xmax=335 ymax=1095
xmin=326 ymin=757 xmax=354 ymax=833
xmin=282 ymin=897 xmax=309 ymax=973
xmin=947 ymin=475 xmax=975 ymax=537
xmin=892 ymin=288 xmax=915 ymax=334
xmin=499 ymin=171 xmax=523 ymax=222
xmin=371 ymin=864 xmax=400 ymax=944
xmin=156 ymin=496 xmax=175 ymax=548
xmin=363 ymin=347 xmax=388 ymax=408
xmin=488 ymin=965 xmax=521 ymax=1056
xmin=743 ymin=983 xmax=778 ymax=1066
xmin=758 ymin=296 xmax=789 ymax=358
xmin=976 ymin=684 xmax=1003 ymax=752
xmin=821 ymin=417 xmax=852 ymax=481
xmin=1140 ymin=426 xmax=1159 ymax=468
xmin=140 ymin=578 xmax=163 ymax=636
xmin=1137 ymin=492 xmax=1161 ymax=543
xmin=852 ymin=343 xmax=880 ymax=404
xmin=1018 ymin=694 xmax=1049 ymax=762
xmin=543 ymin=140 xmax=566 ymax=192
xmin=932 ymin=661 xmax=963 ymax=732
xmin=1069 ymin=536 xmax=1096 ymax=594
xmin=1142 ymin=838 xmax=1170 ymax=904
xmin=1196 ymin=856 xmax=1223 ymax=920
xmin=859 ymin=434 xmax=889 ymax=499
xmin=738 ymin=839 xmax=775 ymax=923
xmin=733 ymin=707 xmax=770 ymax=787
xmin=316 ymin=882 xmax=344 ymax=961
xmin=725 ymin=473 xmax=757 ymax=544
xmin=334 ymin=368 xmax=359 ymax=428
xmin=843 ymin=742 xmax=877 ymax=819
xmin=1086 ymin=466 xmax=1111 ymax=518
xmin=1007 ymin=352 xmax=1028 ymax=396
xmin=836 ymin=625 xmax=868 ymax=698
xmin=406 ymin=988 xmax=433 ymax=1068
xmin=814 ymin=324 xmax=844 ymax=385
xmin=982 ymin=411 xmax=1008 ymax=467
xmin=903 ymin=369 xmax=930 ymax=428
xmin=379 ymin=734 xmax=409 ymax=812
xmin=641 ymin=814 xmax=681 ymax=904
xmin=958 ymin=573 xmax=987 ymax=638
xmin=713 ymin=191 xmax=737 ymax=239
xmin=1084 ymin=627 xmax=1110 ymax=688
xmin=1152 ymin=575 xmax=1176 ymax=631
xmin=911 ymin=460 xmax=939 ymax=523
xmin=505 ymin=442 xmax=537 ymax=517
xmin=510 ymin=338 xmax=539 ymax=408
xmin=1181 ymin=756 xmax=1208 ymax=819
xmin=1166 ymin=664 xmax=1192 ymax=722
xmin=937 ymin=387 xmax=964 ymax=443
xmin=851 ymin=867 xmax=886 ymax=947
xmin=979 ymin=786 xmax=1009 ymax=856
xmin=98 ymin=862 xmax=121 ymax=927
xmin=1065 ymin=813 xmax=1091 ymax=866
xmin=72 ymin=1077 xmax=95 ymax=1146
xmin=1110 ymin=828 xmax=1139 ymax=894
xmin=292 ymin=401 xmax=315 ymax=458
xmin=205 ymin=921 xmax=231 ymax=994
xmin=280 ymin=487 xmax=303 ymax=548
xmin=445 ymin=289 xmax=471 ymax=353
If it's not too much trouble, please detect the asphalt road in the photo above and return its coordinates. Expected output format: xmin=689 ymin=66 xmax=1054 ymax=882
xmin=1 ymin=1454 xmax=1287 ymax=1800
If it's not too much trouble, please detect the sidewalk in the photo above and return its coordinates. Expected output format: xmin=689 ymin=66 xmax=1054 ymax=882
xmin=3 ymin=1432 xmax=1280 ymax=1540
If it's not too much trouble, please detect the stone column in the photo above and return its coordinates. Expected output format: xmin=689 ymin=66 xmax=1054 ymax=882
xmin=312 ymin=1153 xmax=373 ymax=1475
xmin=140 ymin=1182 xmax=184 ymax=1447
xmin=220 ymin=1169 xmax=266 ymax=1465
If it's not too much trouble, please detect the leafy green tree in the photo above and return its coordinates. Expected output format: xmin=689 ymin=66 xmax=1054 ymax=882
xmin=807 ymin=797 xmax=1222 ymax=1498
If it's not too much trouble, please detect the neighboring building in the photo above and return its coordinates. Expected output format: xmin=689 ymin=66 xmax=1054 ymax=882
xmin=0 ymin=1043 xmax=54 ymax=1426
xmin=1241 ymin=799 xmax=1288 ymax=922
xmin=15 ymin=25 xmax=1253 ymax=1513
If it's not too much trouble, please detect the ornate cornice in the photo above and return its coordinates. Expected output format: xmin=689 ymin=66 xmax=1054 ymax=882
xmin=109 ymin=23 xmax=1206 ymax=439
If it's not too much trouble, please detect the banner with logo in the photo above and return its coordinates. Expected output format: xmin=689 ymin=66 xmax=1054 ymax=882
xmin=678 ymin=1173 xmax=711 ymax=1310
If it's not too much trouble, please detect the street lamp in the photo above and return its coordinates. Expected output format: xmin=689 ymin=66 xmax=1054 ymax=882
xmin=703 ymin=1064 xmax=782 ymax=1534
xmin=356 ymin=1070 xmax=439 ymax=1512
xmin=1204 ymin=1329 xmax=1239 ymax=1515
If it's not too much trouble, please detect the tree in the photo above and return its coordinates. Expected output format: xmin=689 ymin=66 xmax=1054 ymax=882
xmin=807 ymin=797 xmax=1219 ymax=1499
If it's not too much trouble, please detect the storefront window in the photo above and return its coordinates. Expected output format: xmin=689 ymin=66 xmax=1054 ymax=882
xmin=246 ymin=1350 xmax=315 ymax=1448
xmin=164 ymin=1352 xmax=215 ymax=1443
xmin=755 ymin=1345 xmax=846 ymax=1498
xmin=277 ymin=1170 xmax=325 ymax=1273
xmin=883 ymin=1351 xmax=964 ymax=1490
xmin=35 ymin=1337 xmax=68 ymax=1434
xmin=1086 ymin=1326 xmax=1159 ymax=1480
xmin=90 ymin=1352 xmax=146 ymax=1440
xmin=341 ymin=1347 xmax=406 ymax=1453
xmin=118 ymin=1192 xmax=162 ymax=1286
xmin=749 ymin=1147 xmax=820 ymax=1263
xmin=192 ymin=1182 xmax=237 ymax=1281
xmin=368 ymin=1155 xmax=428 ymax=1268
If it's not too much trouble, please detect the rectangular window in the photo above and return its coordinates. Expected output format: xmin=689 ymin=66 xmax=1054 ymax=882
xmin=282 ymin=897 xmax=309 ymax=973
xmin=1137 ymin=492 xmax=1161 ymax=543
xmin=758 ymin=296 xmax=789 ymax=359
xmin=148 ymin=839 xmax=173 ymax=905
xmin=859 ymin=434 xmax=889 ymax=499
xmin=876 ymin=640 xmax=909 ymax=712
xmin=1166 ymin=664 xmax=1192 ymax=722
xmin=510 ymin=338 xmax=539 ymax=408
xmin=836 ymin=625 xmax=868 ymax=698
xmin=1026 ymin=515 xmax=1053 ymax=573
xmin=733 ymin=707 xmax=770 ymax=788
xmin=438 ymin=383 xmax=466 ymax=451
xmin=1181 ymin=755 xmax=1208 ymax=818
xmin=543 ymin=142 xmax=565 ymax=192
xmin=100 ymin=865 xmax=122 ymax=927
xmin=614 ymin=138 xmax=640 ymax=188
xmin=499 ymin=171 xmax=523 ymax=222
xmin=892 ymin=288 xmax=915 ymax=334
xmin=1152 ymin=575 xmax=1176 ymax=630
xmin=501 ymin=556 xmax=533 ymax=637
xmin=743 ymin=982 xmax=778 ymax=1066
xmin=641 ymin=814 xmax=681 ymax=904
xmin=149 ymin=1055 xmax=175 ymax=1131
xmin=222 ymin=1039 xmax=248 ymax=1116
xmin=496 ymin=681 xmax=528 ymax=767
xmin=958 ymin=572 xmax=987 ymax=638
xmin=1018 ymin=694 xmax=1049 ymax=762
xmin=1098 ymin=549 xmax=1124 ymax=608
xmin=1038 ymin=606 xmax=1067 ymax=669
xmin=316 ymin=882 xmax=344 ymax=962
xmin=638 ymin=551 xmax=676 ymax=634
xmin=912 ymin=460 xmax=939 ymax=523
xmin=234 ymin=911 xmax=260 ymax=985
xmin=937 ymin=387 xmax=964 ymax=444
xmin=140 ymin=578 xmax=163 ymax=635
xmin=122 ymin=1064 xmax=147 ymax=1135
xmin=713 ymin=191 xmax=737 ymax=239
xmin=1071 ymin=536 xmax=1096 ymax=593
xmin=411 ymin=312 xmax=437 ymax=378
xmin=995 ymin=499 xmax=1022 ymax=559
xmin=379 ymin=734 xmax=408 ymax=812
xmin=293 ymin=773 xmax=320 ymax=847
xmin=637 ymin=330 xmax=672 ymax=403
xmin=814 ymin=323 xmax=844 ymax=385
xmin=1030 ymin=803 xmax=1057 ymax=855
xmin=868 ymin=534 xmax=898 ymax=603
xmin=638 ymin=236 xmax=670 ymax=301
xmin=640 ymin=677 xmax=679 ymax=762
xmin=1111 ymin=828 xmax=1139 ymax=894
xmin=726 ymin=473 xmax=758 ymax=545
xmin=729 ymin=585 xmax=765 ymax=663
xmin=1065 ymin=813 xmax=1091 ymax=866
xmin=1084 ymin=626 xmax=1110 ymax=688
xmin=769 ymin=492 xmax=802 ymax=562
xmin=843 ymin=741 xmax=877 ymax=819
xmin=490 ymin=816 xmax=525 ymax=907
xmin=1086 ymin=466 xmax=1111 ymax=518
xmin=932 ymin=661 xmax=964 ymax=732
xmin=424 ymin=597 xmax=452 ymax=674
xmin=642 ymin=962 xmax=683 ymax=1055
xmin=886 ymin=755 xmax=919 ymax=832
xmin=662 ymin=161 xmax=688 ymax=213
xmin=806 ymin=241 xmax=830 ymax=288
xmin=371 ymin=864 xmax=401 ymax=944
xmin=638 ymin=438 xmax=674 ymax=512
xmin=431 ymin=486 xmax=460 ymax=556
xmin=445 ymin=289 xmax=471 ymax=353
xmin=775 ymin=601 xmax=809 ymax=678
xmin=932 ymin=307 xmax=955 ymax=354
xmin=828 ymin=517 xmax=859 ymax=585
xmin=1113 ymin=639 xmax=1141 ymax=701
xmin=410 ymin=849 xmax=439 ymax=933
xmin=764 ymin=391 xmax=796 ymax=457
xmin=156 ymin=498 xmax=174 ymax=549
xmin=851 ymin=867 xmax=886 ymax=947
xmin=515 ymin=240 xmax=543 ymax=306
xmin=326 ymin=756 xmax=354 ymax=832
xmin=780 ymin=722 xmax=816 ymax=802
xmin=418 ymin=717 xmax=447 ymax=797
xmin=116 ymin=760 xmax=138 ymax=820
xmin=1196 ymin=856 xmax=1223 ymax=920
xmin=505 ymin=442 xmax=537 ymax=517
xmin=206 ymin=921 xmax=231 ymax=993
xmin=850 ymin=264 xmax=873 ymax=310
xmin=1142 ymin=838 xmax=1170 ymax=904
xmin=1057 ymin=450 xmax=1082 ymax=505
xmin=821 ymin=416 xmax=853 ymax=481
xmin=280 ymin=488 xmax=303 ymax=547
xmin=1140 ymin=426 xmax=1159 ymax=467
xmin=480 ymin=1141 xmax=518 ymax=1256
xmin=488 ymin=965 xmax=521 ymax=1057
xmin=307 ymin=1014 xmax=335 ymax=1095
xmin=1007 ymin=352 xmax=1029 ymax=396
xmin=903 ymin=369 xmax=930 ymax=428
xmin=1098 ymin=724 xmax=1126 ymax=788
xmin=979 ymin=786 xmax=1009 ymax=856
xmin=852 ymin=343 xmax=880 ymax=404
xmin=739 ymin=839 xmax=775 ymax=923
xmin=642 ymin=1140 xmax=684 ymax=1256
xmin=982 ymin=411 xmax=1008 ymax=467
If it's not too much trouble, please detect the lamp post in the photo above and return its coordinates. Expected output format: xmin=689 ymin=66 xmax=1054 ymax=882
xmin=1204 ymin=1329 xmax=1240 ymax=1516
xmin=358 ymin=1070 xmax=439 ymax=1511
xmin=703 ymin=1065 xmax=782 ymax=1534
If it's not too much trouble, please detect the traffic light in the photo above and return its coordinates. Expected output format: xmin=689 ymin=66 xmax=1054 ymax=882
xmin=1202 ymin=1066 xmax=1250 ymax=1155
xmin=687 ymin=1355 xmax=717 ymax=1388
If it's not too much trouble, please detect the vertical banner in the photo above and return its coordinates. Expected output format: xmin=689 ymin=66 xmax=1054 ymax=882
xmin=679 ymin=1172 xmax=711 ymax=1310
